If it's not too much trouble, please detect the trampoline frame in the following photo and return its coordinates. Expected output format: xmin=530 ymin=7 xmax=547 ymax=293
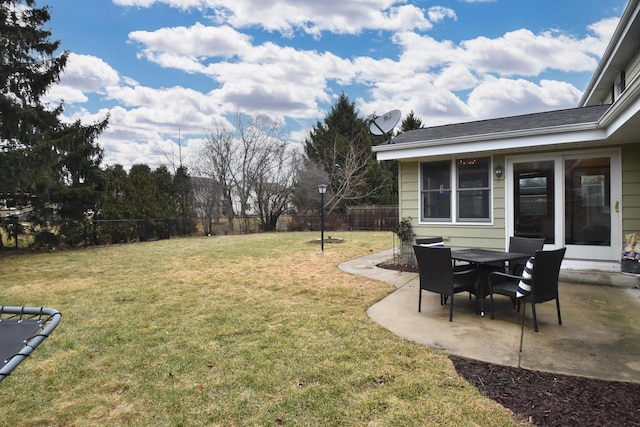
xmin=0 ymin=306 xmax=62 ymax=383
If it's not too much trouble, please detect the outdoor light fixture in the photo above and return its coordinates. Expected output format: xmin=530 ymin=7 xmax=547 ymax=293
xmin=494 ymin=164 xmax=504 ymax=179
xmin=318 ymin=183 xmax=327 ymax=252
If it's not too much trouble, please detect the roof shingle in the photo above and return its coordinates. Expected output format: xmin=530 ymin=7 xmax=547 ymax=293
xmin=385 ymin=105 xmax=611 ymax=145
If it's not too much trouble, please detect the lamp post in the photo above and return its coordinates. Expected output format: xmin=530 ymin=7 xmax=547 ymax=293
xmin=318 ymin=183 xmax=327 ymax=252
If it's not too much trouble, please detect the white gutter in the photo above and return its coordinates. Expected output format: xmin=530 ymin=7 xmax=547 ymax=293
xmin=598 ymin=71 xmax=640 ymax=134
xmin=579 ymin=0 xmax=640 ymax=106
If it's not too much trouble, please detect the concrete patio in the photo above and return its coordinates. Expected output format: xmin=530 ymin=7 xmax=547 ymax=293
xmin=340 ymin=248 xmax=640 ymax=383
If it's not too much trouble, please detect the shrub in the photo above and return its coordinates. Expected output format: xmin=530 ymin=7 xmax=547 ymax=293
xmin=396 ymin=217 xmax=415 ymax=243
xmin=33 ymin=230 xmax=62 ymax=248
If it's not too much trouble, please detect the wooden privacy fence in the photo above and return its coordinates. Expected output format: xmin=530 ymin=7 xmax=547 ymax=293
xmin=349 ymin=205 xmax=399 ymax=231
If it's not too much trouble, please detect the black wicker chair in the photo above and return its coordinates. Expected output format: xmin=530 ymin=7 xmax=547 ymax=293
xmin=486 ymin=236 xmax=545 ymax=275
xmin=488 ymin=247 xmax=566 ymax=332
xmin=415 ymin=237 xmax=444 ymax=246
xmin=413 ymin=245 xmax=477 ymax=322
xmin=507 ymin=236 xmax=545 ymax=275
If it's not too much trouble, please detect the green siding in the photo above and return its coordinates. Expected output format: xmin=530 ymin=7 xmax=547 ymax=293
xmin=400 ymin=157 xmax=506 ymax=250
xmin=627 ymin=50 xmax=640 ymax=89
xmin=398 ymin=161 xmax=419 ymax=220
xmin=622 ymin=143 xmax=640 ymax=237
xmin=398 ymin=149 xmax=640 ymax=252
xmin=599 ymin=50 xmax=640 ymax=105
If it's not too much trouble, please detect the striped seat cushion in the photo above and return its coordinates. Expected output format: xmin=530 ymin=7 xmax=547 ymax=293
xmin=516 ymin=257 xmax=535 ymax=298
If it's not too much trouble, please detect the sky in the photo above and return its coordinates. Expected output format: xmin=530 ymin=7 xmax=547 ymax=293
xmin=41 ymin=0 xmax=630 ymax=171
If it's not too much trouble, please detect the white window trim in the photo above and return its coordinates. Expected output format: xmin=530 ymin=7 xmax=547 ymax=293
xmin=419 ymin=157 xmax=494 ymax=225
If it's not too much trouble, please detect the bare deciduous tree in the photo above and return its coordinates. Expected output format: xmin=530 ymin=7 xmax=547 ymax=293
xmin=194 ymin=112 xmax=299 ymax=232
xmin=250 ymin=141 xmax=301 ymax=231
xmin=301 ymin=93 xmax=394 ymax=215
xmin=189 ymin=173 xmax=223 ymax=235
xmin=193 ymin=120 xmax=237 ymax=231
xmin=310 ymin=133 xmax=382 ymax=215
xmin=332 ymin=135 xmax=377 ymax=214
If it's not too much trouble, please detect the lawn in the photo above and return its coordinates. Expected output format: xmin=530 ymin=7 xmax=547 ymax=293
xmin=0 ymin=232 xmax=520 ymax=426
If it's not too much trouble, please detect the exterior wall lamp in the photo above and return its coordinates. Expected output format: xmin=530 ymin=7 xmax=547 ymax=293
xmin=494 ymin=164 xmax=504 ymax=179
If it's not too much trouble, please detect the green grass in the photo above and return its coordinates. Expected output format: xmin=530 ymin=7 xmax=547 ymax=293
xmin=0 ymin=232 xmax=520 ymax=426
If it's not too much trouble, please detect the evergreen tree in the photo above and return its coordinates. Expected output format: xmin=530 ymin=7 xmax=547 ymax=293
xmin=174 ymin=165 xmax=194 ymax=218
xmin=151 ymin=166 xmax=177 ymax=218
xmin=400 ymin=110 xmax=424 ymax=132
xmin=304 ymin=93 xmax=366 ymax=169
xmin=302 ymin=93 xmax=391 ymax=214
xmin=100 ymin=164 xmax=130 ymax=220
xmin=0 ymin=0 xmax=108 ymax=221
xmin=127 ymin=164 xmax=155 ymax=219
xmin=372 ymin=109 xmax=427 ymax=206
xmin=53 ymin=119 xmax=109 ymax=219
xmin=173 ymin=165 xmax=196 ymax=234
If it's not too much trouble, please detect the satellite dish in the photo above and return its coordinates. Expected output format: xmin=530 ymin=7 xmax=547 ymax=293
xmin=369 ymin=109 xmax=401 ymax=136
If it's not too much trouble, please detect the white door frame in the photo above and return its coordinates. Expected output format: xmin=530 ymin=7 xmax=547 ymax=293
xmin=505 ymin=148 xmax=621 ymax=265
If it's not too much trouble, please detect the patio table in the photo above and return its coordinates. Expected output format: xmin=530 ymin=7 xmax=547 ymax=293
xmin=451 ymin=249 xmax=530 ymax=316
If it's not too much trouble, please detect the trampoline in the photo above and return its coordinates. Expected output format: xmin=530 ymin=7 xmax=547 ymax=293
xmin=0 ymin=306 xmax=61 ymax=383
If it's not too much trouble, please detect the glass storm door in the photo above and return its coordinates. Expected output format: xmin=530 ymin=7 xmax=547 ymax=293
xmin=513 ymin=161 xmax=555 ymax=243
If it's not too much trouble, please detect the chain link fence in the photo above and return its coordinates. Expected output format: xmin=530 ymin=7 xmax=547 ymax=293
xmin=0 ymin=217 xmax=197 ymax=249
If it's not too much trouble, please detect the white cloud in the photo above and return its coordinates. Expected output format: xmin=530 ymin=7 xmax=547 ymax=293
xmin=129 ymin=25 xmax=357 ymax=120
xmin=45 ymin=86 xmax=88 ymax=105
xmin=358 ymin=71 xmax=475 ymax=127
xmin=83 ymin=106 xmax=212 ymax=170
xmin=392 ymin=31 xmax=461 ymax=71
xmin=427 ymin=6 xmax=457 ymax=23
xmin=104 ymin=85 xmax=227 ymax=131
xmin=467 ymin=77 xmax=583 ymax=119
xmin=59 ymin=53 xmax=120 ymax=92
xmin=585 ymin=17 xmax=620 ymax=56
xmin=45 ymin=53 xmax=120 ymax=106
xmin=434 ymin=64 xmax=478 ymax=92
xmin=460 ymin=29 xmax=600 ymax=76
xmin=129 ymin=24 xmax=253 ymax=59
xmin=115 ymin=0 xmax=433 ymax=36
xmin=53 ymin=2 xmax=620 ymax=170
xmin=373 ymin=18 xmax=615 ymax=121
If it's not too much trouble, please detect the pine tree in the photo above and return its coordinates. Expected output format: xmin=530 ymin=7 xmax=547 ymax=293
xmin=0 ymin=0 xmax=108 ymax=220
xmin=173 ymin=165 xmax=196 ymax=234
xmin=400 ymin=110 xmax=424 ymax=132
xmin=302 ymin=93 xmax=392 ymax=213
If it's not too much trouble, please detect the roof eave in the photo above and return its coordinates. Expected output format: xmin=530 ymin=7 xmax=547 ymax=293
xmin=373 ymin=123 xmax=605 ymax=161
xmin=580 ymin=0 xmax=640 ymax=106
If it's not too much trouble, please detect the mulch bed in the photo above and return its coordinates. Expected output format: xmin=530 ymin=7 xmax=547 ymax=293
xmin=450 ymin=355 xmax=640 ymax=426
xmin=378 ymin=260 xmax=640 ymax=426
xmin=377 ymin=261 xmax=418 ymax=273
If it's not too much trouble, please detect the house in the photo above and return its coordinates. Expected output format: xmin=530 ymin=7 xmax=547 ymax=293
xmin=373 ymin=0 xmax=640 ymax=272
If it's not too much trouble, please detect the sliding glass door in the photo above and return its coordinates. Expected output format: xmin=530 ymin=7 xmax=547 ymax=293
xmin=564 ymin=157 xmax=611 ymax=246
xmin=513 ymin=160 xmax=555 ymax=243
xmin=507 ymin=150 xmax=620 ymax=261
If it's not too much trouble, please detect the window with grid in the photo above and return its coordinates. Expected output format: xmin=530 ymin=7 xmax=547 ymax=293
xmin=420 ymin=157 xmax=491 ymax=223
xmin=457 ymin=157 xmax=491 ymax=221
